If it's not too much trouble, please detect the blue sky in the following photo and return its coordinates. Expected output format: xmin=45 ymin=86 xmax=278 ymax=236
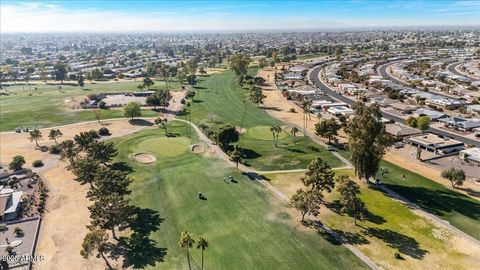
xmin=1 ymin=0 xmax=479 ymax=32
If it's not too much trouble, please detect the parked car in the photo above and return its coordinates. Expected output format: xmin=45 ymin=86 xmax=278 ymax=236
xmin=326 ymin=145 xmax=336 ymax=151
xmin=394 ymin=142 xmax=404 ymax=149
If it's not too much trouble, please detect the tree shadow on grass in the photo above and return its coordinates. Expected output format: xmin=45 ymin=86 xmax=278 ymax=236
xmin=315 ymin=226 xmax=369 ymax=246
xmin=240 ymin=148 xmax=262 ymax=159
xmin=364 ymin=228 xmax=428 ymax=259
xmin=325 ymin=200 xmax=386 ymax=225
xmin=117 ymin=207 xmax=167 ymax=268
xmin=110 ymin=162 xmax=134 ymax=173
xmin=277 ymin=145 xmax=306 ymax=154
xmin=129 ymin=119 xmax=154 ymax=126
xmin=333 ymin=229 xmax=370 ymax=245
xmin=307 ymin=146 xmax=321 ymax=152
xmin=317 ymin=229 xmax=342 ymax=245
xmin=457 ymin=187 xmax=480 ymax=200
xmin=383 ymin=184 xmax=480 ymax=222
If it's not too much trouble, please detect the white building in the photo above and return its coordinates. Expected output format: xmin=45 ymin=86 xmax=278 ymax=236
xmin=459 ymin=147 xmax=480 ymax=165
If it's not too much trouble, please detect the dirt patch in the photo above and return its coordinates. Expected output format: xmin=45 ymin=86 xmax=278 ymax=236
xmin=63 ymin=95 xmax=86 ymax=110
xmin=133 ymin=153 xmax=157 ymax=164
xmin=191 ymin=144 xmax=205 ymax=154
xmin=236 ymin=127 xmax=247 ymax=134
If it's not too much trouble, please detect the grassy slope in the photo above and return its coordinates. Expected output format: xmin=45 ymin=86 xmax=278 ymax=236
xmin=188 ymin=70 xmax=342 ymax=170
xmin=380 ymin=160 xmax=480 ymax=240
xmin=268 ymin=171 xmax=473 ymax=270
xmin=114 ymin=123 xmax=369 ymax=270
xmin=0 ymin=79 xmax=178 ymax=131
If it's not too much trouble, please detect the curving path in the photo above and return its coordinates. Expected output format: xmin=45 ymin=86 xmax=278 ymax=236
xmin=172 ymin=118 xmax=381 ymax=270
xmin=308 ymin=66 xmax=480 ymax=248
xmin=310 ymin=65 xmax=480 ymax=147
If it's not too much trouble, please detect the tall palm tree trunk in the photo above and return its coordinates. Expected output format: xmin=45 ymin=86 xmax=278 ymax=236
xmin=201 ymin=249 xmax=204 ymax=270
xmin=186 ymin=246 xmax=192 ymax=270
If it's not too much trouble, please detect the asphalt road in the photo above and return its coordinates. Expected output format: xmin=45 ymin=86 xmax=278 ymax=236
xmin=309 ymin=66 xmax=480 ymax=147
xmin=447 ymin=62 xmax=478 ymax=81
xmin=377 ymin=62 xmax=453 ymax=99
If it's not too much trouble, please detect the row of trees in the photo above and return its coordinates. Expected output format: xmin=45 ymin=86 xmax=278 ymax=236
xmin=178 ymin=231 xmax=209 ymax=270
xmin=290 ymin=157 xmax=366 ymax=225
xmin=57 ymin=131 xmax=136 ymax=268
xmin=146 ymin=89 xmax=173 ymax=109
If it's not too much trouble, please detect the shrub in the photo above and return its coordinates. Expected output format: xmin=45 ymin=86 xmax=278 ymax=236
xmin=7 ymin=179 xmax=17 ymax=187
xmin=98 ymin=101 xmax=107 ymax=109
xmin=9 ymin=155 xmax=25 ymax=171
xmin=49 ymin=144 xmax=61 ymax=155
xmin=14 ymin=227 xmax=23 ymax=236
xmin=32 ymin=160 xmax=44 ymax=168
xmin=5 ymin=246 xmax=13 ymax=254
xmin=98 ymin=127 xmax=110 ymax=136
xmin=180 ymin=98 xmax=186 ymax=104
xmin=88 ymin=130 xmax=100 ymax=139
xmin=289 ymin=108 xmax=296 ymax=113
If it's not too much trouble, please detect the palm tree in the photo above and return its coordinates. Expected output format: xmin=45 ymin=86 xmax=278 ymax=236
xmin=270 ymin=126 xmax=282 ymax=147
xmin=290 ymin=127 xmax=299 ymax=144
xmin=60 ymin=140 xmax=77 ymax=166
xmin=196 ymin=236 xmax=209 ymax=270
xmin=300 ymin=99 xmax=312 ymax=136
xmin=178 ymin=231 xmax=195 ymax=270
xmin=29 ymin=129 xmax=42 ymax=148
xmin=48 ymin=129 xmax=63 ymax=144
xmin=161 ymin=118 xmax=168 ymax=134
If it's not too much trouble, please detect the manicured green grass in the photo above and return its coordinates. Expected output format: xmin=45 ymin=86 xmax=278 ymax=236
xmin=0 ymin=79 xmax=178 ymax=131
xmin=113 ymin=125 xmax=369 ymax=270
xmin=188 ymin=69 xmax=343 ymax=170
xmin=247 ymin=126 xmax=289 ymax=140
xmin=137 ymin=137 xmax=191 ymax=157
xmin=268 ymin=170 xmax=473 ymax=270
xmin=380 ymin=160 xmax=480 ymax=240
xmin=190 ymin=69 xmax=280 ymax=128
xmin=240 ymin=129 xmax=343 ymax=170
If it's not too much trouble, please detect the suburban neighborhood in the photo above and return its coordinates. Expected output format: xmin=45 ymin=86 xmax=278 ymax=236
xmin=0 ymin=1 xmax=479 ymax=270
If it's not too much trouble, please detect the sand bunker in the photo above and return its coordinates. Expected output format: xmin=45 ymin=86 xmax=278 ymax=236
xmin=133 ymin=153 xmax=157 ymax=164
xmin=191 ymin=144 xmax=205 ymax=154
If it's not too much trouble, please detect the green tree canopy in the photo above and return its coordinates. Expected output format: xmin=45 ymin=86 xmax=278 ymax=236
xmin=336 ymin=175 xmax=366 ymax=225
xmin=9 ymin=155 xmax=26 ymax=171
xmin=249 ymin=85 xmax=266 ymax=107
xmin=441 ymin=168 xmax=466 ymax=188
xmin=290 ymin=188 xmax=323 ymax=222
xmin=416 ymin=116 xmax=430 ymax=132
xmin=347 ymin=103 xmax=391 ymax=181
xmin=123 ymin=102 xmax=142 ymax=120
xmin=315 ymin=118 xmax=340 ymax=144
xmin=301 ymin=157 xmax=335 ymax=192
xmin=228 ymin=53 xmax=251 ymax=76
xmin=213 ymin=125 xmax=239 ymax=152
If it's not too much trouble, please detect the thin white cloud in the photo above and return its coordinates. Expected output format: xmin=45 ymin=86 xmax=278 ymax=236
xmin=1 ymin=1 xmax=478 ymax=33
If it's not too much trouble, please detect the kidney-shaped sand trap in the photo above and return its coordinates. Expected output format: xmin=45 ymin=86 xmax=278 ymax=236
xmin=191 ymin=144 xmax=205 ymax=154
xmin=133 ymin=153 xmax=157 ymax=164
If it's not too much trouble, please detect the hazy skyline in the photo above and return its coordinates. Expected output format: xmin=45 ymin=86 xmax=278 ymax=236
xmin=1 ymin=0 xmax=480 ymax=33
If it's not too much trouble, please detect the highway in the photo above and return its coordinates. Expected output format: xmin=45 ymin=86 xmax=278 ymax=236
xmin=309 ymin=66 xmax=480 ymax=147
